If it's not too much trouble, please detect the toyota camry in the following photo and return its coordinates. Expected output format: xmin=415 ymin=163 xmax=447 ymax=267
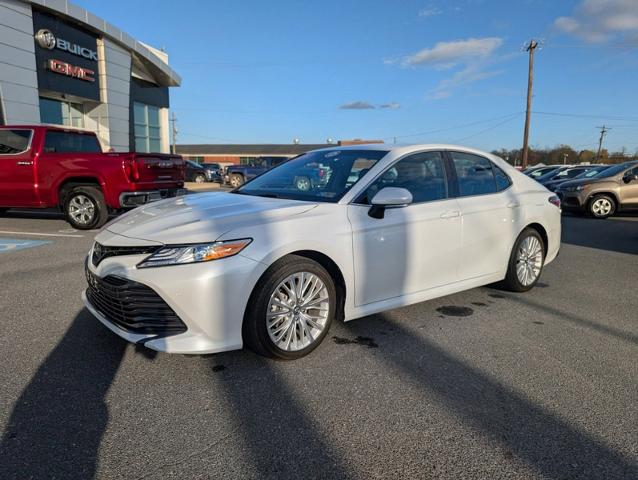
xmin=83 ymin=145 xmax=561 ymax=359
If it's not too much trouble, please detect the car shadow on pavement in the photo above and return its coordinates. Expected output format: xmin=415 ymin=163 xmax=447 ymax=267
xmin=202 ymin=351 xmax=354 ymax=479
xmin=561 ymin=215 xmax=638 ymax=255
xmin=0 ymin=308 xmax=127 ymax=480
xmin=339 ymin=313 xmax=637 ymax=479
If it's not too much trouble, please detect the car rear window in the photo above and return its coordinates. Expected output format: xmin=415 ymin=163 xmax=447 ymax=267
xmin=0 ymin=129 xmax=32 ymax=154
xmin=43 ymin=131 xmax=101 ymax=153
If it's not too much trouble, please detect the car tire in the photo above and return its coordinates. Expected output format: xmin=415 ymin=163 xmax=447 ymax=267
xmin=295 ymin=176 xmax=311 ymax=191
xmin=64 ymin=186 xmax=108 ymax=230
xmin=230 ymin=174 xmax=244 ymax=188
xmin=588 ymin=194 xmax=615 ymax=219
xmin=243 ymin=255 xmax=336 ymax=360
xmin=500 ymin=227 xmax=545 ymax=293
xmin=194 ymin=174 xmax=206 ymax=184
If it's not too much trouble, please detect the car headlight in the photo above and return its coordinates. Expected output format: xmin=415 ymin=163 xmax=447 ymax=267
xmin=137 ymin=239 xmax=252 ymax=268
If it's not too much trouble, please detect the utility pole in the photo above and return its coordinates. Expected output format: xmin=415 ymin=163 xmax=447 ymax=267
xmin=521 ymin=39 xmax=539 ymax=170
xmin=596 ymin=125 xmax=610 ymax=162
xmin=170 ymin=112 xmax=178 ymax=154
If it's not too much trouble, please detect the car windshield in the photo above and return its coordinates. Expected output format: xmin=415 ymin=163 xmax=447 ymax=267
xmin=236 ymin=149 xmax=388 ymax=202
xmin=595 ymin=163 xmax=634 ymax=178
xmin=576 ymin=166 xmax=609 ymax=179
xmin=530 ymin=167 xmax=558 ymax=178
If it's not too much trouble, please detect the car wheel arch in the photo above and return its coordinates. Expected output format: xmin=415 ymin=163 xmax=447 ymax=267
xmin=586 ymin=191 xmax=619 ymax=209
xmin=525 ymin=222 xmax=548 ymax=255
xmin=245 ymin=250 xmax=347 ymax=323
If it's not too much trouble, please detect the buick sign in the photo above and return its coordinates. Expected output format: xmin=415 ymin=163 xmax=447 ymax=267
xmin=35 ymin=28 xmax=98 ymax=61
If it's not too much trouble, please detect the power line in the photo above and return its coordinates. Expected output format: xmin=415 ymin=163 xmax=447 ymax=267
xmin=453 ymin=113 xmax=523 ymax=143
xmin=382 ymin=112 xmax=522 ymax=141
xmin=532 ymin=111 xmax=638 ymax=122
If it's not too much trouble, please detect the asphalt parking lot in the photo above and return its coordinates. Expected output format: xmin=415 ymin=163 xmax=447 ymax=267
xmin=0 ymin=207 xmax=636 ymax=479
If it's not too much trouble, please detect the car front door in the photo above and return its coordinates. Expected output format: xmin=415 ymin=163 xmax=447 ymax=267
xmin=448 ymin=151 xmax=518 ymax=280
xmin=619 ymin=166 xmax=638 ymax=207
xmin=347 ymin=151 xmax=462 ymax=306
xmin=0 ymin=129 xmax=38 ymax=207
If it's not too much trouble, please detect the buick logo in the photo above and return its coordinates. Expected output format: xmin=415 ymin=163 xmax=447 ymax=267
xmin=35 ymin=29 xmax=56 ymax=50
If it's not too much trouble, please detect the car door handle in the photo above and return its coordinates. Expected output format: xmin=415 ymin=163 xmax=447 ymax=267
xmin=440 ymin=210 xmax=461 ymax=219
xmin=16 ymin=161 xmax=33 ymax=166
xmin=507 ymin=202 xmax=520 ymax=208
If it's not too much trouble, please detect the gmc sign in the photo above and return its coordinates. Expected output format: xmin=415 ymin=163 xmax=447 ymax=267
xmin=47 ymin=59 xmax=95 ymax=82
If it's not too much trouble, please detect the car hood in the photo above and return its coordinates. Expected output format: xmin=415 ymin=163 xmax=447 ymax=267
xmin=105 ymin=192 xmax=318 ymax=244
xmin=557 ymin=176 xmax=617 ymax=189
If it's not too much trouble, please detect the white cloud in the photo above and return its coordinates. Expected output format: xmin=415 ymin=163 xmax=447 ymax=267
xmin=554 ymin=0 xmax=638 ymax=42
xmin=418 ymin=6 xmax=442 ymax=17
xmin=396 ymin=37 xmax=506 ymax=100
xmin=379 ymin=102 xmax=401 ymax=109
xmin=403 ymin=37 xmax=503 ymax=67
xmin=339 ymin=101 xmax=375 ymax=110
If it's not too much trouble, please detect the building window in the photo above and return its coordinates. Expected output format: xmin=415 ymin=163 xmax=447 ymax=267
xmin=133 ymin=102 xmax=162 ymax=153
xmin=240 ymin=156 xmax=258 ymax=165
xmin=40 ymin=97 xmax=84 ymax=128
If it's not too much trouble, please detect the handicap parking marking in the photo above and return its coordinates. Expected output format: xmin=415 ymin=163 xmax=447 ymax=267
xmin=0 ymin=238 xmax=52 ymax=253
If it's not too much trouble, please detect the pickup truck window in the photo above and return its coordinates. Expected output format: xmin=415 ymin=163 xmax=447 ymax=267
xmin=44 ymin=131 xmax=101 ymax=153
xmin=0 ymin=129 xmax=32 ymax=155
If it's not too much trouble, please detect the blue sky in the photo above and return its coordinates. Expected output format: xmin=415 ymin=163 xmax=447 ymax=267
xmin=79 ymin=0 xmax=638 ymax=151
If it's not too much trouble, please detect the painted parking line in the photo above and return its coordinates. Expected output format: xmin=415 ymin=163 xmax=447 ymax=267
xmin=0 ymin=238 xmax=52 ymax=253
xmin=0 ymin=230 xmax=84 ymax=238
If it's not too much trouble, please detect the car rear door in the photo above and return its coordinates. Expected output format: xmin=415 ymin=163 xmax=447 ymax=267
xmin=347 ymin=150 xmax=462 ymax=306
xmin=447 ymin=151 xmax=518 ymax=281
xmin=0 ymin=129 xmax=38 ymax=207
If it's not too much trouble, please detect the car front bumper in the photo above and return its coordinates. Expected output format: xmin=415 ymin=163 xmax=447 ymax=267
xmin=119 ymin=188 xmax=187 ymax=208
xmin=556 ymin=191 xmax=587 ymax=210
xmin=82 ymin=237 xmax=268 ymax=354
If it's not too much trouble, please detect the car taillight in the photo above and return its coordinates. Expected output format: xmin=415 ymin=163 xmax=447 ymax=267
xmin=548 ymin=195 xmax=561 ymax=208
xmin=123 ymin=159 xmax=140 ymax=182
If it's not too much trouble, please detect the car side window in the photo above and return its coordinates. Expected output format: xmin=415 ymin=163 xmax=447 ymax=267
xmin=359 ymin=151 xmax=448 ymax=204
xmin=450 ymin=152 xmax=499 ymax=196
xmin=43 ymin=131 xmax=101 ymax=153
xmin=493 ymin=164 xmax=512 ymax=191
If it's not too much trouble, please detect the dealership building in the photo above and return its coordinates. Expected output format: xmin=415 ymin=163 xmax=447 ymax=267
xmin=0 ymin=0 xmax=180 ymax=152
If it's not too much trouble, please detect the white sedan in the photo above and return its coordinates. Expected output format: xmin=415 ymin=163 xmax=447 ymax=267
xmin=83 ymin=145 xmax=561 ymax=359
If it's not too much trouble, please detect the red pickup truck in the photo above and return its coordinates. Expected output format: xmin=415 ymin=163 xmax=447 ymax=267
xmin=0 ymin=125 xmax=186 ymax=229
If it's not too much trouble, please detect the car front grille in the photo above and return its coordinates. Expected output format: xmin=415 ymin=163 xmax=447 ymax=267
xmin=92 ymin=242 xmax=159 ymax=267
xmin=85 ymin=266 xmax=187 ymax=336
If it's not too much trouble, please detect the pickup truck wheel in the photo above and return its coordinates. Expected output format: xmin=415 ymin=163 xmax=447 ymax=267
xmin=64 ymin=186 xmax=108 ymax=230
xmin=194 ymin=174 xmax=206 ymax=183
xmin=295 ymin=176 xmax=311 ymax=191
xmin=230 ymin=174 xmax=244 ymax=188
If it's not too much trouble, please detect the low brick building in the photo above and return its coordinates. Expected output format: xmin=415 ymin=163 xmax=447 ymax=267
xmin=176 ymin=139 xmax=384 ymax=168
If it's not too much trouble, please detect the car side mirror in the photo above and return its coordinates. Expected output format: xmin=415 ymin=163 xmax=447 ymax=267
xmin=368 ymin=187 xmax=413 ymax=219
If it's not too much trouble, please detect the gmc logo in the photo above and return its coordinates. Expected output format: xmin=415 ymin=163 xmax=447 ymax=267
xmin=47 ymin=59 xmax=95 ymax=82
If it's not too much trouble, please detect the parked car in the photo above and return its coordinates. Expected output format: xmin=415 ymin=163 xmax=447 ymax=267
xmin=0 ymin=125 xmax=185 ymax=229
xmin=531 ymin=166 xmax=571 ymax=184
xmin=540 ymin=165 xmax=597 ymax=191
xmin=526 ymin=165 xmax=564 ymax=179
xmin=226 ymin=156 xmax=289 ymax=187
xmin=200 ymin=162 xmax=223 ymax=183
xmin=556 ymin=161 xmax=638 ymax=218
xmin=543 ymin=165 xmax=609 ymax=192
xmin=184 ymin=160 xmax=208 ymax=183
xmin=83 ymin=144 xmax=561 ymax=359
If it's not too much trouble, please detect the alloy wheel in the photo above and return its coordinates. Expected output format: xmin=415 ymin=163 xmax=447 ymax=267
xmin=266 ymin=272 xmax=330 ymax=351
xmin=591 ymin=198 xmax=612 ymax=217
xmin=515 ymin=235 xmax=543 ymax=286
xmin=68 ymin=194 xmax=96 ymax=226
